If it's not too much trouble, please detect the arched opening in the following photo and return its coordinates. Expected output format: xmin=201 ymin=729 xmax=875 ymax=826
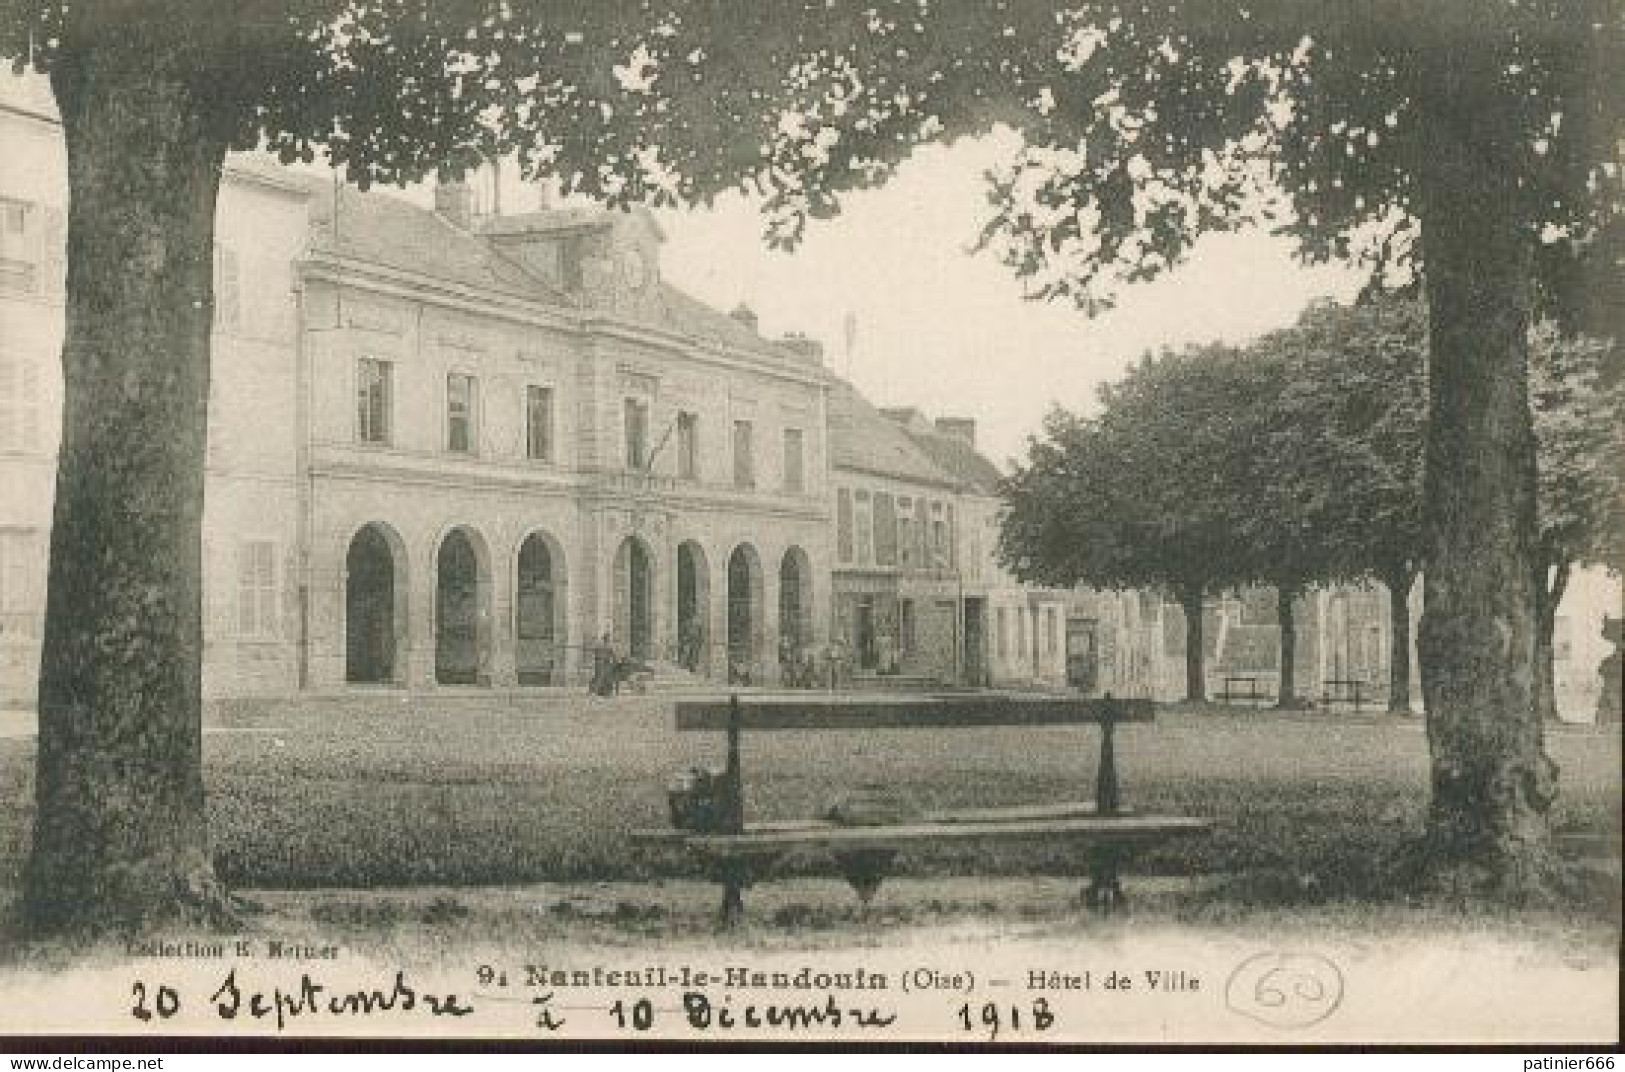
xmin=726 ymin=543 xmax=763 ymax=683
xmin=613 ymin=535 xmax=655 ymax=662
xmin=778 ymin=546 xmax=814 ymax=686
xmin=516 ymin=531 xmax=566 ymax=686
xmin=345 ymin=523 xmax=406 ymax=685
xmin=778 ymin=546 xmax=812 ymax=656
xmin=676 ymin=541 xmax=710 ymax=673
xmin=435 ymin=526 xmax=491 ymax=685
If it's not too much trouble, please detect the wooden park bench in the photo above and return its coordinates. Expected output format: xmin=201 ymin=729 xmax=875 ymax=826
xmin=1321 ymin=678 xmax=1369 ymax=712
xmin=630 ymin=693 xmax=1212 ymax=926
xmin=1219 ymin=674 xmax=1271 ymax=707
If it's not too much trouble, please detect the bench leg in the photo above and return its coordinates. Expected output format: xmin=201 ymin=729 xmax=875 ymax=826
xmin=721 ymin=875 xmax=746 ymax=928
xmin=713 ymin=857 xmax=759 ymax=929
xmin=1084 ymin=845 xmax=1126 ymax=913
xmin=835 ymin=849 xmax=897 ymax=906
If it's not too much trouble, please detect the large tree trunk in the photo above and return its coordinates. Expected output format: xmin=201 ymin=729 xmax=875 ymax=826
xmin=1532 ymin=559 xmax=1570 ymax=724
xmin=21 ymin=35 xmax=236 ymax=932
xmin=1178 ymin=586 xmax=1206 ymax=703
xmin=1275 ymin=583 xmax=1301 ymax=709
xmin=1413 ymin=48 xmax=1557 ymax=896
xmin=1384 ymin=565 xmax=1417 ymax=715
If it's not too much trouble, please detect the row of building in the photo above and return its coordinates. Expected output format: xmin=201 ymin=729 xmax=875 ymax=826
xmin=0 ymin=73 xmax=1078 ymax=703
xmin=2 ymin=73 xmax=1616 ymax=716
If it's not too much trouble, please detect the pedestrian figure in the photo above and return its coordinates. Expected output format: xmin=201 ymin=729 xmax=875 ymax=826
xmin=827 ymin=635 xmax=850 ymax=690
xmin=778 ymin=636 xmax=796 ymax=687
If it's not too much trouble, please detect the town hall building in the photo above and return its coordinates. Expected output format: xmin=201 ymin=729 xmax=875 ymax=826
xmin=1 ymin=72 xmax=837 ymax=698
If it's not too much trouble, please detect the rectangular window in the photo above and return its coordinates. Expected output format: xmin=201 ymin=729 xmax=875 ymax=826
xmin=0 ymin=198 xmax=37 ymax=293
xmin=526 ymin=385 xmax=554 ymax=462
xmin=900 ymin=599 xmax=916 ymax=656
xmin=836 ymin=488 xmax=854 ymax=564
xmin=1017 ymin=607 xmax=1028 ymax=657
xmin=855 ymin=490 xmax=873 ymax=566
xmin=732 ymin=419 xmax=755 ymax=489
xmin=931 ymin=502 xmax=948 ymax=568
xmin=782 ymin=427 xmax=805 ymax=493
xmin=996 ymin=607 xmax=1009 ymax=658
xmin=1044 ymin=608 xmax=1057 ymax=656
xmin=356 ymin=358 xmax=392 ymax=445
xmin=899 ymin=498 xmax=915 ymax=565
xmin=677 ymin=411 xmax=699 ymax=480
xmin=0 ymin=527 xmax=41 ymax=627
xmin=213 ymin=244 xmax=240 ymax=332
xmin=624 ymin=397 xmax=649 ymax=470
xmin=447 ymin=372 xmax=477 ymax=453
xmin=873 ymin=492 xmax=898 ymax=566
xmin=0 ymin=352 xmax=42 ymax=453
xmin=236 ymin=541 xmax=278 ymax=638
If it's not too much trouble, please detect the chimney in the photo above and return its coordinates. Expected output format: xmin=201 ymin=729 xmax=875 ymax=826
xmin=779 ymin=332 xmax=824 ymax=364
xmin=935 ymin=417 xmax=976 ymax=447
xmin=730 ymin=304 xmax=759 ymax=334
xmin=435 ymin=180 xmax=474 ymax=229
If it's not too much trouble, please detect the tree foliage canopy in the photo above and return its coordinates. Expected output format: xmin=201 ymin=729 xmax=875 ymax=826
xmin=999 ymin=343 xmax=1260 ymax=599
xmin=6 ymin=2 xmax=1614 ymax=316
xmin=1000 ymin=295 xmax=1620 ymax=606
xmin=1254 ymin=298 xmax=1428 ymax=586
xmin=1531 ymin=324 xmax=1625 ymax=576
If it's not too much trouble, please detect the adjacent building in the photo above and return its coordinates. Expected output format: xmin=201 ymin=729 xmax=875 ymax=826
xmin=873 ymin=405 xmax=1071 ymax=688
xmin=825 ymin=386 xmax=967 ymax=684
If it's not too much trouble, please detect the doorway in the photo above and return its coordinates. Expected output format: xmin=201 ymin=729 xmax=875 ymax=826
xmin=345 ymin=523 xmax=402 ymax=684
xmin=435 ymin=527 xmax=490 ymax=685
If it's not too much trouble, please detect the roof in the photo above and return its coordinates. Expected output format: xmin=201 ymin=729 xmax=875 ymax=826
xmin=480 ymin=204 xmax=668 ymax=243
xmin=301 ymin=176 xmax=564 ymax=302
xmin=657 ymin=281 xmax=810 ymax=362
xmin=307 ymin=187 xmax=806 ymax=363
xmin=904 ymin=427 xmax=1005 ymax=495
xmin=827 ymin=380 xmax=961 ymax=488
xmin=478 ymin=207 xmax=613 ymax=237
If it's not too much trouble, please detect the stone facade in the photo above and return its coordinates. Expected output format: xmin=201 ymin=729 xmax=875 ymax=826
xmin=0 ymin=73 xmax=835 ymax=700
xmin=827 ymin=398 xmax=1070 ymax=688
xmin=1137 ymin=572 xmax=1622 ymax=721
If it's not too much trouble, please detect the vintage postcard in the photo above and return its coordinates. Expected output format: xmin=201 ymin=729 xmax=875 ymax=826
xmin=0 ymin=2 xmax=1619 ymax=1048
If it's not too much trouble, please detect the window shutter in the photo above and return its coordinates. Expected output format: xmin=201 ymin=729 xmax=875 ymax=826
xmin=257 ymin=542 xmax=277 ymax=636
xmin=20 ymin=359 xmax=39 ymax=449
xmin=237 ymin=543 xmax=257 ymax=635
xmin=41 ymin=205 xmax=65 ymax=293
xmin=214 ymin=245 xmax=240 ymax=331
xmin=0 ymin=353 xmax=15 ymax=452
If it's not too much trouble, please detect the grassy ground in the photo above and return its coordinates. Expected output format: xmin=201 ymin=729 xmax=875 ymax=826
xmin=0 ymin=696 xmax=1617 ymax=922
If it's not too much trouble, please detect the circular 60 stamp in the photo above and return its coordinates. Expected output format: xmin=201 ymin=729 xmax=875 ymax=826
xmin=1224 ymin=951 xmax=1345 ymax=1030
